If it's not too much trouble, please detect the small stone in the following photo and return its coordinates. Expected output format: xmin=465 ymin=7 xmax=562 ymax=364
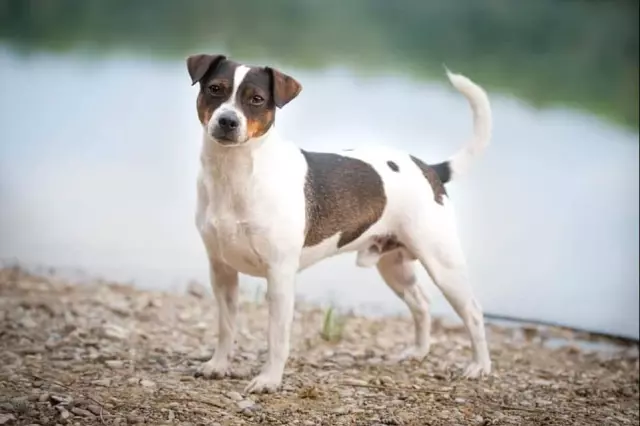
xmin=237 ymin=399 xmax=255 ymax=410
xmin=187 ymin=350 xmax=211 ymax=362
xmin=105 ymin=360 xmax=124 ymax=369
xmin=92 ymin=378 xmax=111 ymax=387
xmin=379 ymin=375 xmax=394 ymax=386
xmin=70 ymin=407 xmax=94 ymax=417
xmin=186 ymin=280 xmax=207 ymax=298
xmin=126 ymin=415 xmax=145 ymax=424
xmin=127 ymin=377 xmax=140 ymax=385
xmin=86 ymin=405 xmax=105 ymax=415
xmin=227 ymin=391 xmax=243 ymax=401
xmin=101 ymin=324 xmax=129 ymax=341
xmin=140 ymin=379 xmax=156 ymax=388
xmin=11 ymin=397 xmax=29 ymax=413
xmin=454 ymin=397 xmax=466 ymax=404
xmin=331 ymin=407 xmax=349 ymax=415
xmin=55 ymin=406 xmax=71 ymax=420
xmin=38 ymin=393 xmax=50 ymax=403
xmin=0 ymin=414 xmax=16 ymax=425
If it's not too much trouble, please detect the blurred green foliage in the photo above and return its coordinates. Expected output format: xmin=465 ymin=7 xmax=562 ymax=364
xmin=0 ymin=0 xmax=637 ymax=129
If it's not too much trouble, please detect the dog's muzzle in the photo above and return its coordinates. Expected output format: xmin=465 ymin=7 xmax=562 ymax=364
xmin=211 ymin=111 xmax=241 ymax=144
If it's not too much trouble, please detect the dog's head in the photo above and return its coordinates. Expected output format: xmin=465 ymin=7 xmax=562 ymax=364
xmin=186 ymin=54 xmax=302 ymax=146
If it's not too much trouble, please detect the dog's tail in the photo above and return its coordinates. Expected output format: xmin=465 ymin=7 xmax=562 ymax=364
xmin=431 ymin=69 xmax=492 ymax=184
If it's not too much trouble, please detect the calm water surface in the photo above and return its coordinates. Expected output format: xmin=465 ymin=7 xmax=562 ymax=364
xmin=0 ymin=0 xmax=638 ymax=339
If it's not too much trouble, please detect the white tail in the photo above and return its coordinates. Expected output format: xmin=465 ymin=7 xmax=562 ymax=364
xmin=444 ymin=68 xmax=492 ymax=180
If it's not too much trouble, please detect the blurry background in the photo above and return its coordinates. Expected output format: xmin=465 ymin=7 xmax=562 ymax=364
xmin=0 ymin=0 xmax=638 ymax=339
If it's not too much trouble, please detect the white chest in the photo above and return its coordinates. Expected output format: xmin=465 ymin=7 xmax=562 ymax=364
xmin=196 ymin=135 xmax=308 ymax=276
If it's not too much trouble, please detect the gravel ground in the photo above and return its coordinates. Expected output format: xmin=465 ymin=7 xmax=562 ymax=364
xmin=0 ymin=266 xmax=638 ymax=426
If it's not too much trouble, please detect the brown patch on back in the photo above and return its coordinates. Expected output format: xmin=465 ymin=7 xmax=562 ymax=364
xmin=301 ymin=151 xmax=387 ymax=248
xmin=410 ymin=155 xmax=447 ymax=205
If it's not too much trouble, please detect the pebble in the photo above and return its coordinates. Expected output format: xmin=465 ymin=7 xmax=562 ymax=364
xmin=86 ymin=405 xmax=105 ymax=415
xmin=126 ymin=415 xmax=146 ymax=424
xmin=105 ymin=360 xmax=124 ymax=369
xmin=92 ymin=378 xmax=112 ymax=387
xmin=70 ymin=407 xmax=94 ymax=417
xmin=236 ymin=399 xmax=256 ymax=410
xmin=186 ymin=280 xmax=207 ymax=298
xmin=140 ymin=379 xmax=156 ymax=388
xmin=331 ymin=406 xmax=349 ymax=415
xmin=55 ymin=406 xmax=71 ymax=420
xmin=227 ymin=391 xmax=243 ymax=401
xmin=379 ymin=375 xmax=394 ymax=386
xmin=0 ymin=414 xmax=16 ymax=425
xmin=101 ymin=324 xmax=129 ymax=341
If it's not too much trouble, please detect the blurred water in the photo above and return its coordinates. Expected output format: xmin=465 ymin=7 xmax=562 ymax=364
xmin=0 ymin=0 xmax=638 ymax=339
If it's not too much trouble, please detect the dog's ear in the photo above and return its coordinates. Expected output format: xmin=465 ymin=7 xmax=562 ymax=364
xmin=266 ymin=67 xmax=302 ymax=108
xmin=186 ymin=54 xmax=226 ymax=86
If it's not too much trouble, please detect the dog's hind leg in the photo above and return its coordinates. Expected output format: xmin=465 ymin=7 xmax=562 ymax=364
xmin=377 ymin=251 xmax=432 ymax=361
xmin=407 ymin=217 xmax=491 ymax=378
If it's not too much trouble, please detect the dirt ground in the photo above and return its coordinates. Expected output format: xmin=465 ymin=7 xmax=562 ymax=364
xmin=0 ymin=266 xmax=638 ymax=426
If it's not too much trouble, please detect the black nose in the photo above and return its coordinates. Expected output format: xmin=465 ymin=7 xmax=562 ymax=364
xmin=218 ymin=113 xmax=239 ymax=131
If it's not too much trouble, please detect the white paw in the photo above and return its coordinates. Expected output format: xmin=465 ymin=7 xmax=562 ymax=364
xmin=462 ymin=361 xmax=491 ymax=379
xmin=391 ymin=345 xmax=430 ymax=363
xmin=244 ymin=372 xmax=282 ymax=394
xmin=196 ymin=358 xmax=230 ymax=379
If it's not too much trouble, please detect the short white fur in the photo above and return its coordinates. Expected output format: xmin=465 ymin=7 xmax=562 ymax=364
xmin=195 ymin=68 xmax=493 ymax=393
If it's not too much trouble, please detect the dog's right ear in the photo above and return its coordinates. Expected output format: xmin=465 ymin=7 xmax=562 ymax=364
xmin=186 ymin=54 xmax=226 ymax=86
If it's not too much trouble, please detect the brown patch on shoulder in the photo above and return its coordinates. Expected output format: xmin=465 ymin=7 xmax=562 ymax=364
xmin=410 ymin=155 xmax=447 ymax=205
xmin=301 ymin=151 xmax=387 ymax=248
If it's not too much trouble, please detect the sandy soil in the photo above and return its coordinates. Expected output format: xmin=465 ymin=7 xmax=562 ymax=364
xmin=0 ymin=266 xmax=638 ymax=426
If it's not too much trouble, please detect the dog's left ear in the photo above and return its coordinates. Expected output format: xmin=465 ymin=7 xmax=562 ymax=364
xmin=186 ymin=54 xmax=226 ymax=86
xmin=266 ymin=67 xmax=302 ymax=108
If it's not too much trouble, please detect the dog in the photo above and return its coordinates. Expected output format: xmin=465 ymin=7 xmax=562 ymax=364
xmin=186 ymin=53 xmax=492 ymax=394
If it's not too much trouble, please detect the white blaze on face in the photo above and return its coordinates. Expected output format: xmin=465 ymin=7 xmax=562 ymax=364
xmin=208 ymin=65 xmax=251 ymax=142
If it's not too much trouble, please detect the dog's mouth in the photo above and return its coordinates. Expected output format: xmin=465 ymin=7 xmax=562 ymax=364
xmin=210 ymin=129 xmax=244 ymax=146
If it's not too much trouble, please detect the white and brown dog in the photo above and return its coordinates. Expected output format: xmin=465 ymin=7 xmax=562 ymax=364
xmin=187 ymin=54 xmax=492 ymax=394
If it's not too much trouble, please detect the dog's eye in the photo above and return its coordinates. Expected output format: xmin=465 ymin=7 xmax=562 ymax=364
xmin=208 ymin=84 xmax=222 ymax=96
xmin=250 ymin=95 xmax=264 ymax=105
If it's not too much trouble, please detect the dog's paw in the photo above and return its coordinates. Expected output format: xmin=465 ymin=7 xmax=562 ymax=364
xmin=244 ymin=372 xmax=282 ymax=394
xmin=462 ymin=361 xmax=491 ymax=379
xmin=195 ymin=359 xmax=230 ymax=379
xmin=391 ymin=345 xmax=430 ymax=363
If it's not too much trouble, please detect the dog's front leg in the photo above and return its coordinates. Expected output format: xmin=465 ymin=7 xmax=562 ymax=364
xmin=198 ymin=258 xmax=239 ymax=379
xmin=245 ymin=262 xmax=298 ymax=394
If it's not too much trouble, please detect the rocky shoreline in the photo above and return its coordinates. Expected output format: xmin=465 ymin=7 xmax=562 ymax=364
xmin=0 ymin=266 xmax=638 ymax=425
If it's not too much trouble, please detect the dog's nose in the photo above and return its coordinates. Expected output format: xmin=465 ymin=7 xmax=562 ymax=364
xmin=217 ymin=113 xmax=239 ymax=131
